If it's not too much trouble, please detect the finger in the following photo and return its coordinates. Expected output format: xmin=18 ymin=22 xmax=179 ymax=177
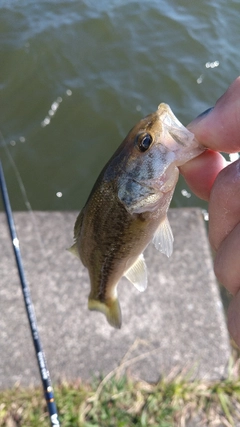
xmin=228 ymin=290 xmax=240 ymax=347
xmin=180 ymin=150 xmax=226 ymax=200
xmin=214 ymin=222 xmax=240 ymax=295
xmin=208 ymin=159 xmax=240 ymax=250
xmin=188 ymin=76 xmax=240 ymax=153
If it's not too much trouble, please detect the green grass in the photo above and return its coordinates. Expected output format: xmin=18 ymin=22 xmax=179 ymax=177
xmin=1 ymin=359 xmax=240 ymax=427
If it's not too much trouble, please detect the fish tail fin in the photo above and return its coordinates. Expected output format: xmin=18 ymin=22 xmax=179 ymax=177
xmin=67 ymin=242 xmax=79 ymax=258
xmin=88 ymin=297 xmax=122 ymax=329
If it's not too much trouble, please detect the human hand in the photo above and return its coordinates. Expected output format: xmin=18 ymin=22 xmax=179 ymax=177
xmin=180 ymin=77 xmax=240 ymax=346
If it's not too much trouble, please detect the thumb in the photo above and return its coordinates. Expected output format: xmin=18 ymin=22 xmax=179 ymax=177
xmin=188 ymin=77 xmax=240 ymax=153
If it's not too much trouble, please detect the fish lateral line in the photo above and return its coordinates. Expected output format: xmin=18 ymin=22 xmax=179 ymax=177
xmin=70 ymin=103 xmax=204 ymax=328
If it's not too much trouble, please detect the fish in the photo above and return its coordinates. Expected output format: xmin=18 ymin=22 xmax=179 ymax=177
xmin=70 ymin=103 xmax=204 ymax=329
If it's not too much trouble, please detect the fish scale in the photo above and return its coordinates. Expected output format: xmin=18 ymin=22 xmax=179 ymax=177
xmin=69 ymin=103 xmax=204 ymax=328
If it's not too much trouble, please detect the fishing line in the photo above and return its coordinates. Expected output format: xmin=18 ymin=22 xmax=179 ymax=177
xmin=0 ymin=160 xmax=60 ymax=427
xmin=0 ymin=131 xmax=46 ymax=255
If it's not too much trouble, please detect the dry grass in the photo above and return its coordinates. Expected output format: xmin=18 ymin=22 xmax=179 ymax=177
xmin=1 ymin=356 xmax=240 ymax=427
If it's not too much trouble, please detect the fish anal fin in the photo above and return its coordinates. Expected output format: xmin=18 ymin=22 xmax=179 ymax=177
xmin=67 ymin=242 xmax=80 ymax=258
xmin=152 ymin=215 xmax=173 ymax=258
xmin=124 ymin=254 xmax=147 ymax=292
xmin=88 ymin=297 xmax=122 ymax=329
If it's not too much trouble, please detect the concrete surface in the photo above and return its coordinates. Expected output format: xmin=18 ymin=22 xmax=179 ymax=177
xmin=0 ymin=209 xmax=231 ymax=389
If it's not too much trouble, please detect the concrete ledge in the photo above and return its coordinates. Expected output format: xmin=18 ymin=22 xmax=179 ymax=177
xmin=0 ymin=209 xmax=230 ymax=388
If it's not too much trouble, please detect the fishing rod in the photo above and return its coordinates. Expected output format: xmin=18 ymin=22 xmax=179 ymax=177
xmin=0 ymin=160 xmax=60 ymax=427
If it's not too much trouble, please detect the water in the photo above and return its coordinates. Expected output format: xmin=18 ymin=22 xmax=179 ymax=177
xmin=0 ymin=0 xmax=239 ymax=212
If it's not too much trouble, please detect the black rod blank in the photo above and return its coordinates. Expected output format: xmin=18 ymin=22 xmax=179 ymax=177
xmin=0 ymin=160 xmax=60 ymax=427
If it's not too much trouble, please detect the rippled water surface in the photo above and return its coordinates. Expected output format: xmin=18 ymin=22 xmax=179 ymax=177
xmin=0 ymin=0 xmax=239 ymax=211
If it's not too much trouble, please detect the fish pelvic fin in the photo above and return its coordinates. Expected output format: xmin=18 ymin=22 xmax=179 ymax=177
xmin=67 ymin=242 xmax=80 ymax=258
xmin=152 ymin=215 xmax=173 ymax=258
xmin=88 ymin=297 xmax=122 ymax=329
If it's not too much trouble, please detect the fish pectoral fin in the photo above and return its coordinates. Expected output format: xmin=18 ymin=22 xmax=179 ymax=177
xmin=152 ymin=215 xmax=173 ymax=258
xmin=124 ymin=254 xmax=148 ymax=292
xmin=67 ymin=242 xmax=80 ymax=258
xmin=88 ymin=298 xmax=122 ymax=329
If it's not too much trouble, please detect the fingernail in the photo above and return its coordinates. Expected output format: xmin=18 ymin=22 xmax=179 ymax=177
xmin=196 ymin=107 xmax=214 ymax=119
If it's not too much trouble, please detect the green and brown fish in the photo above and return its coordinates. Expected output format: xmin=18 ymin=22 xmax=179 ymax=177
xmin=70 ymin=104 xmax=204 ymax=329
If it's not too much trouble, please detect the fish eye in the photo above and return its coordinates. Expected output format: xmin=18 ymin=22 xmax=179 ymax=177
xmin=136 ymin=133 xmax=153 ymax=152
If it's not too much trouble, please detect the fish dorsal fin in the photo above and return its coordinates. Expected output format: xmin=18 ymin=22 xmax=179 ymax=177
xmin=67 ymin=242 xmax=80 ymax=258
xmin=68 ymin=210 xmax=84 ymax=259
xmin=124 ymin=254 xmax=147 ymax=292
xmin=152 ymin=216 xmax=173 ymax=258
